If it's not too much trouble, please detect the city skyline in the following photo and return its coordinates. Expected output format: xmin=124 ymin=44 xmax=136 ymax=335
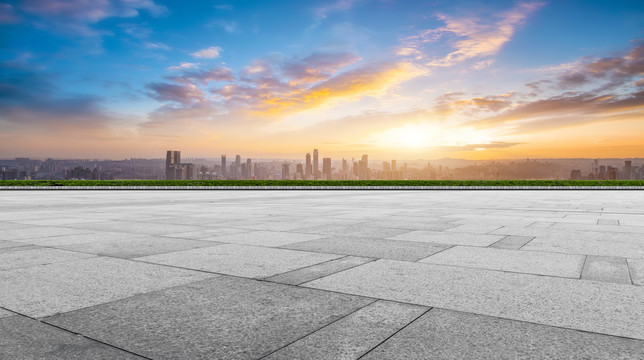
xmin=1 ymin=1 xmax=644 ymax=159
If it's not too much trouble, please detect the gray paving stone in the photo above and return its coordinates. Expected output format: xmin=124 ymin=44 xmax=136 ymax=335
xmin=0 ymin=315 xmax=145 ymax=360
xmin=488 ymin=235 xmax=534 ymax=250
xmin=0 ymin=244 xmax=41 ymax=254
xmin=0 ymin=240 xmax=28 ymax=249
xmin=265 ymin=300 xmax=428 ymax=360
xmin=361 ymin=308 xmax=644 ymax=360
xmin=0 ymin=222 xmax=33 ymax=231
xmin=527 ymin=221 xmax=555 ymax=228
xmin=64 ymin=220 xmax=208 ymax=236
xmin=0 ymin=308 xmax=13 ymax=319
xmin=265 ymin=256 xmax=376 ymax=285
xmin=293 ymin=224 xmax=411 ymax=238
xmin=628 ymin=258 xmax=644 ymax=286
xmin=597 ymin=219 xmax=620 ymax=225
xmin=136 ymin=244 xmax=342 ymax=278
xmin=551 ymin=222 xmax=644 ymax=233
xmin=387 ymin=230 xmax=504 ymax=247
xmin=0 ymin=248 xmax=96 ymax=271
xmin=445 ymin=224 xmax=502 ymax=234
xmin=198 ymin=230 xmax=327 ymax=247
xmin=46 ymin=276 xmax=373 ymax=360
xmin=0 ymin=257 xmax=215 ymax=317
xmin=420 ymin=246 xmax=585 ymax=278
xmin=361 ymin=220 xmax=458 ymax=231
xmin=305 ymin=259 xmax=644 ymax=340
xmin=29 ymin=231 xmax=150 ymax=246
xmin=582 ymin=256 xmax=632 ymax=284
xmin=0 ymin=226 xmax=94 ymax=242
xmin=282 ymin=237 xmax=452 ymax=262
xmin=162 ymin=227 xmax=249 ymax=239
xmin=55 ymin=236 xmax=222 ymax=259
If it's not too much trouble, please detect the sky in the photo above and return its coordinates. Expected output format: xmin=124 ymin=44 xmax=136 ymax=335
xmin=1 ymin=0 xmax=643 ymax=160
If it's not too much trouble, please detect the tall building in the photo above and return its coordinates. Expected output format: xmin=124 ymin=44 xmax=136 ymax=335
xmin=234 ymin=155 xmax=241 ymax=179
xmin=313 ymin=149 xmax=319 ymax=179
xmin=322 ymin=158 xmax=332 ymax=180
xmin=359 ymin=154 xmax=369 ymax=180
xmin=221 ymin=155 xmax=226 ymax=178
xmin=296 ymin=163 xmax=303 ymax=179
xmin=165 ymin=150 xmax=194 ymax=180
xmin=281 ymin=163 xmax=290 ymax=180
xmin=246 ymin=158 xmax=252 ymax=179
xmin=305 ymin=153 xmax=312 ymax=179
xmin=391 ymin=160 xmax=397 ymax=171
xmin=624 ymin=160 xmax=632 ymax=180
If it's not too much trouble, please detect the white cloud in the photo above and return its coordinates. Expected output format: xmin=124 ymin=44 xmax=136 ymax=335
xmin=166 ymin=62 xmax=200 ymax=71
xmin=191 ymin=46 xmax=222 ymax=59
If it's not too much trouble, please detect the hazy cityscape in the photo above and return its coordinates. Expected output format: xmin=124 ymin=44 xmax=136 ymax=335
xmin=2 ymin=150 xmax=643 ymax=181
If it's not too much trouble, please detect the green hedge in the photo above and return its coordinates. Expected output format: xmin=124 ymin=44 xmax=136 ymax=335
xmin=1 ymin=180 xmax=644 ymax=187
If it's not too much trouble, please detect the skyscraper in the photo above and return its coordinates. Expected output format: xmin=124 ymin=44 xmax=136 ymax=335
xmin=391 ymin=160 xmax=397 ymax=171
xmin=624 ymin=160 xmax=633 ymax=180
xmin=322 ymin=158 xmax=331 ymax=180
xmin=221 ymin=155 xmax=227 ymax=178
xmin=165 ymin=150 xmax=193 ymax=180
xmin=313 ymin=149 xmax=319 ymax=180
xmin=281 ymin=163 xmax=290 ymax=180
xmin=246 ymin=158 xmax=252 ymax=179
xmin=235 ymin=155 xmax=241 ymax=179
xmin=359 ymin=154 xmax=369 ymax=180
xmin=305 ymin=153 xmax=312 ymax=179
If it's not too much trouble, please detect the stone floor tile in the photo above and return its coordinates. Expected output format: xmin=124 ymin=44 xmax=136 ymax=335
xmin=27 ymin=231 xmax=150 ymax=246
xmin=136 ymin=243 xmax=342 ymax=278
xmin=597 ymin=219 xmax=620 ymax=225
xmin=0 ymin=244 xmax=42 ymax=254
xmin=292 ymin=224 xmax=411 ymax=238
xmin=420 ymin=246 xmax=585 ymax=278
xmin=64 ymin=220 xmax=208 ymax=236
xmin=582 ymin=256 xmax=632 ymax=284
xmin=361 ymin=220 xmax=458 ymax=231
xmin=158 ymin=227 xmax=249 ymax=239
xmin=197 ymin=230 xmax=326 ymax=247
xmin=45 ymin=276 xmax=373 ymax=360
xmin=265 ymin=256 xmax=376 ymax=285
xmin=265 ymin=300 xmax=428 ymax=360
xmin=281 ymin=237 xmax=452 ymax=262
xmin=361 ymin=308 xmax=644 ymax=360
xmin=488 ymin=235 xmax=534 ymax=250
xmin=0 ymin=315 xmax=146 ymax=360
xmin=55 ymin=236 xmax=221 ymax=259
xmin=0 ymin=226 xmax=94 ymax=242
xmin=0 ymin=308 xmax=13 ymax=319
xmin=628 ymin=258 xmax=644 ymax=286
xmin=0 ymin=248 xmax=96 ymax=271
xmin=387 ymin=231 xmax=504 ymax=247
xmin=0 ymin=257 xmax=215 ymax=318
xmin=304 ymin=259 xmax=644 ymax=340
xmin=445 ymin=224 xmax=502 ymax=234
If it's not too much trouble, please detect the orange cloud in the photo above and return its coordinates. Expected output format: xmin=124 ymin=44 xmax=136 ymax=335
xmin=255 ymin=62 xmax=424 ymax=115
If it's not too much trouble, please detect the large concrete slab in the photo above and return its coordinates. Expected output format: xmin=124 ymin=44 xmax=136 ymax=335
xmin=265 ymin=256 xmax=376 ymax=285
xmin=628 ymin=258 xmax=644 ymax=286
xmin=136 ymin=243 xmax=342 ymax=278
xmin=46 ymin=276 xmax=373 ymax=360
xmin=197 ymin=230 xmax=327 ymax=247
xmin=0 ymin=308 xmax=13 ymax=319
xmin=0 ymin=248 xmax=96 ymax=271
xmin=282 ymin=236 xmax=452 ymax=261
xmin=305 ymin=259 xmax=644 ymax=340
xmin=0 ymin=226 xmax=94 ymax=242
xmin=0 ymin=257 xmax=215 ymax=317
xmin=488 ymin=235 xmax=534 ymax=249
xmin=265 ymin=300 xmax=429 ymax=360
xmin=388 ymin=230 xmax=504 ymax=246
xmin=292 ymin=224 xmax=412 ymax=238
xmin=419 ymin=246 xmax=585 ymax=278
xmin=54 ymin=236 xmax=221 ymax=258
xmin=361 ymin=308 xmax=644 ymax=359
xmin=582 ymin=256 xmax=632 ymax=284
xmin=0 ymin=315 xmax=145 ymax=359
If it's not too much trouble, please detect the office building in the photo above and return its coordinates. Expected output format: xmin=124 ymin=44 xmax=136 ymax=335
xmin=281 ymin=163 xmax=290 ymax=180
xmin=221 ymin=155 xmax=227 ymax=178
xmin=165 ymin=150 xmax=194 ymax=180
xmin=322 ymin=158 xmax=331 ymax=180
xmin=305 ymin=153 xmax=312 ymax=179
xmin=313 ymin=149 xmax=319 ymax=179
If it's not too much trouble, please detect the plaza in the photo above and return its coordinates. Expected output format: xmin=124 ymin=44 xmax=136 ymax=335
xmin=1 ymin=190 xmax=643 ymax=359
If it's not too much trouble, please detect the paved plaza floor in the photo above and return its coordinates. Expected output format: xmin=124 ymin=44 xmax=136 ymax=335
xmin=1 ymin=190 xmax=644 ymax=359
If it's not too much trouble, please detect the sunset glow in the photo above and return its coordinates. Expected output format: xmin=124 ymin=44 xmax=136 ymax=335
xmin=1 ymin=0 xmax=643 ymax=159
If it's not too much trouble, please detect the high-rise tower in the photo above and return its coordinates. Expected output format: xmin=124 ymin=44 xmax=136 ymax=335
xmin=313 ymin=149 xmax=319 ymax=180
xmin=305 ymin=153 xmax=312 ymax=179
xmin=221 ymin=155 xmax=227 ymax=178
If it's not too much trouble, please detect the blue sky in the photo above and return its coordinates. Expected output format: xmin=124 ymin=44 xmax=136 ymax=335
xmin=1 ymin=0 xmax=643 ymax=159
